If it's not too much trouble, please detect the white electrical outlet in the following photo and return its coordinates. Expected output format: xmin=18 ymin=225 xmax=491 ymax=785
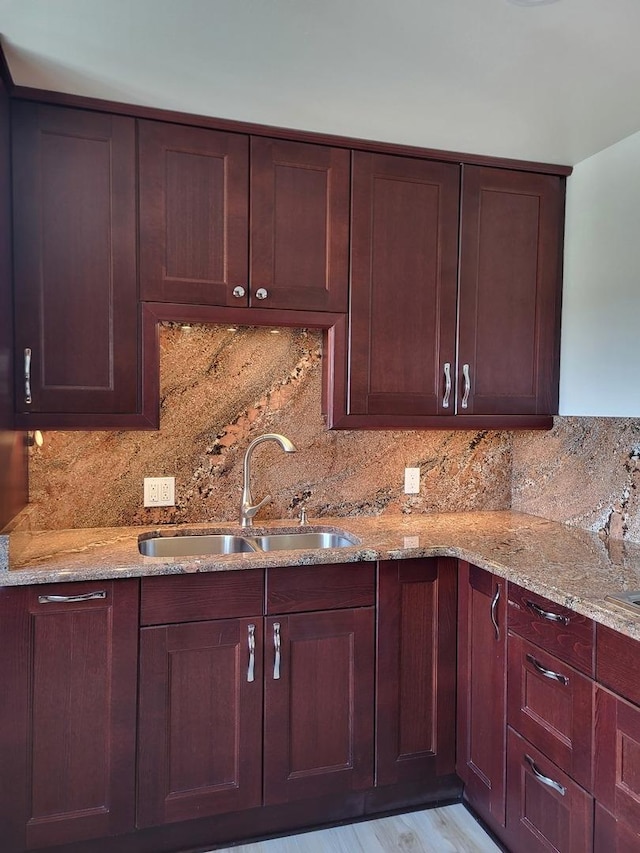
xmin=404 ymin=467 xmax=420 ymax=494
xmin=144 ymin=476 xmax=175 ymax=507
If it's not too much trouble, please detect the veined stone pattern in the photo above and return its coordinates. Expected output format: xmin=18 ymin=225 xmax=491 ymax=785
xmin=25 ymin=325 xmax=512 ymax=530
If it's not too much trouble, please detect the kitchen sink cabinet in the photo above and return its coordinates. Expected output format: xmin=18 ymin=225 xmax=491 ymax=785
xmin=0 ymin=579 xmax=139 ymax=853
xmin=11 ymin=102 xmax=141 ymax=427
xmin=139 ymin=121 xmax=349 ymax=312
xmin=375 ymin=558 xmax=458 ymax=793
xmin=136 ymin=565 xmax=374 ymax=827
xmin=456 ymin=562 xmax=507 ymax=833
xmin=331 ymin=157 xmax=565 ymax=428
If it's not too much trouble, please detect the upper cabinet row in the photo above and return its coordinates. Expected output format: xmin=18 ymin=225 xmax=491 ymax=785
xmin=11 ymin=101 xmax=566 ymax=429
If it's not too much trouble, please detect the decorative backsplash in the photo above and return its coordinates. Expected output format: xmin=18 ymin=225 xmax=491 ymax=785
xmin=22 ymin=324 xmax=640 ymax=544
xmin=24 ymin=325 xmax=512 ymax=530
xmin=512 ymin=417 xmax=640 ymax=543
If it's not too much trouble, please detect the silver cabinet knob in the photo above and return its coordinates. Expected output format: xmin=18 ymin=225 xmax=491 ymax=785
xmin=255 ymin=288 xmax=268 ymax=300
xmin=232 ymin=285 xmax=246 ymax=298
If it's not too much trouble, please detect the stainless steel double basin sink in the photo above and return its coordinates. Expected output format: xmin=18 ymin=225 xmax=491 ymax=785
xmin=138 ymin=529 xmax=359 ymax=558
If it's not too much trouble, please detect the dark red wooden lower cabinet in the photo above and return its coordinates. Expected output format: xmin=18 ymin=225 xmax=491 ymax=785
xmin=594 ymin=803 xmax=640 ymax=852
xmin=505 ymin=728 xmax=593 ymax=853
xmin=0 ymin=580 xmax=139 ymax=853
xmin=137 ymin=617 xmax=264 ymax=826
xmin=263 ymin=607 xmax=375 ymax=805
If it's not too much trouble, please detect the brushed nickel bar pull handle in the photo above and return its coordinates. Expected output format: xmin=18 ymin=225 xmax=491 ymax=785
xmin=526 ymin=653 xmax=569 ymax=685
xmin=442 ymin=362 xmax=452 ymax=408
xmin=525 ymin=599 xmax=569 ymax=625
xmin=24 ymin=348 xmax=32 ymax=405
xmin=525 ymin=755 xmax=566 ymax=796
xmin=461 ymin=363 xmax=471 ymax=409
xmin=247 ymin=624 xmax=256 ymax=683
xmin=490 ymin=584 xmax=501 ymax=640
xmin=38 ymin=591 xmax=107 ymax=604
xmin=273 ymin=621 xmax=281 ymax=680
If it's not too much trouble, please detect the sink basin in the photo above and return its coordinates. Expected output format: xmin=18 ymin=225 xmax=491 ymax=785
xmin=139 ymin=528 xmax=359 ymax=558
xmin=139 ymin=534 xmax=258 ymax=558
xmin=251 ymin=532 xmax=358 ymax=552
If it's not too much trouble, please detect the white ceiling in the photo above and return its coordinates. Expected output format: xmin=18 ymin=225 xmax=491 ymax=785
xmin=1 ymin=0 xmax=640 ymax=166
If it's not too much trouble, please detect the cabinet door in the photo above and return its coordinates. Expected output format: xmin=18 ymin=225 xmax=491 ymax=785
xmin=0 ymin=580 xmax=139 ymax=852
xmin=263 ymin=608 xmax=374 ymax=805
xmin=348 ymin=152 xmax=460 ymax=419
xmin=137 ymin=617 xmax=263 ymax=826
xmin=594 ymin=686 xmax=640 ymax=831
xmin=12 ymin=103 xmax=138 ymax=416
xmin=139 ymin=120 xmax=249 ymax=306
xmin=594 ymin=803 xmax=640 ymax=853
xmin=458 ymin=165 xmax=564 ymax=416
xmin=457 ymin=563 xmax=507 ymax=830
xmin=376 ymin=558 xmax=457 ymax=787
xmin=250 ymin=137 xmax=349 ymax=311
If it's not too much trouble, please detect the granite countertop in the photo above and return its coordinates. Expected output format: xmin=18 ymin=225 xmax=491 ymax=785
xmin=3 ymin=510 xmax=640 ymax=640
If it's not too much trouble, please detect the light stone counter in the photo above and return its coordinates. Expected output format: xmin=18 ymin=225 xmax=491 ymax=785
xmin=3 ymin=511 xmax=640 ymax=640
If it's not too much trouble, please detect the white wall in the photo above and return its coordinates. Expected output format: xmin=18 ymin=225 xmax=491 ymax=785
xmin=560 ymin=129 xmax=640 ymax=415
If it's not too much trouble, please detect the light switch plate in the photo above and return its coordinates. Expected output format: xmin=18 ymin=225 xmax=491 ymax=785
xmin=404 ymin=467 xmax=420 ymax=494
xmin=144 ymin=476 xmax=175 ymax=507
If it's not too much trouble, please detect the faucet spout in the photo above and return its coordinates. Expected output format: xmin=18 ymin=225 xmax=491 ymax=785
xmin=240 ymin=433 xmax=296 ymax=528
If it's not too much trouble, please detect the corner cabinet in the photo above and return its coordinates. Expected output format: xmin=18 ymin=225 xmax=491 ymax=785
xmin=0 ymin=580 xmax=139 ymax=853
xmin=11 ymin=103 xmax=144 ymax=428
xmin=138 ymin=121 xmax=349 ymax=312
xmin=328 ymin=156 xmax=565 ymax=429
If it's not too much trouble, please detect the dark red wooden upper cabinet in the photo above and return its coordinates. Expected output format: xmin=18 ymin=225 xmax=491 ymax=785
xmin=12 ymin=102 xmax=139 ymax=416
xmin=348 ymin=152 xmax=460 ymax=419
xmin=250 ymin=137 xmax=349 ymax=312
xmin=458 ymin=165 xmax=564 ymax=416
xmin=138 ymin=120 xmax=249 ymax=306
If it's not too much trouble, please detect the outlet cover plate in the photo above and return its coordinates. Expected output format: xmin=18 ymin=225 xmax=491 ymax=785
xmin=144 ymin=476 xmax=175 ymax=507
xmin=404 ymin=467 xmax=420 ymax=494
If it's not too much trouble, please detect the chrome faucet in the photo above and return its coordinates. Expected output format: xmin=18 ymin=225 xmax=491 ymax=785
xmin=240 ymin=433 xmax=296 ymax=528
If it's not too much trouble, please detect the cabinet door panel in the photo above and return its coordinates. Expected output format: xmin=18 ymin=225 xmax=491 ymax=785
xmin=0 ymin=580 xmax=138 ymax=852
xmin=139 ymin=120 xmax=249 ymax=305
xmin=137 ymin=618 xmax=263 ymax=826
xmin=376 ymin=558 xmax=457 ymax=786
xmin=263 ymin=608 xmax=374 ymax=805
xmin=457 ymin=563 xmax=507 ymax=830
xmin=458 ymin=165 xmax=563 ymax=415
xmin=12 ymin=103 xmax=138 ymax=414
xmin=250 ymin=137 xmax=349 ymax=311
xmin=349 ymin=152 xmax=459 ymax=417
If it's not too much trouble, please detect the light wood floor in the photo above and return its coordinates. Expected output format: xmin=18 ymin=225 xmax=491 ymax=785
xmin=209 ymin=804 xmax=500 ymax=852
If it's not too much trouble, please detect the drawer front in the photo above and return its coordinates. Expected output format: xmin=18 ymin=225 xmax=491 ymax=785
xmin=597 ymin=623 xmax=640 ymax=708
xmin=266 ymin=563 xmax=375 ymax=614
xmin=507 ymin=583 xmax=594 ymax=675
xmin=140 ymin=570 xmax=264 ymax=625
xmin=507 ymin=632 xmax=594 ymax=791
xmin=506 ymin=727 xmax=593 ymax=853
